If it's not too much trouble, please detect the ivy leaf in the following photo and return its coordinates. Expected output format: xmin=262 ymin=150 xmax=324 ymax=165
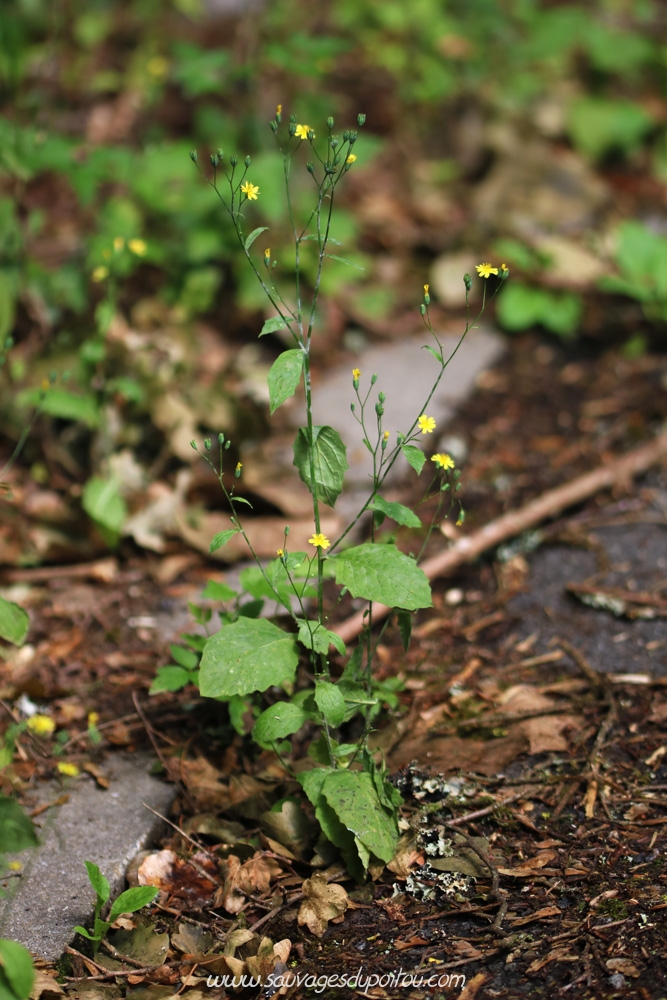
xmin=331 ymin=543 xmax=431 ymax=611
xmin=293 ymin=425 xmax=348 ymax=507
xmin=252 ymin=702 xmax=308 ymax=748
xmin=199 ymin=618 xmax=299 ymax=697
xmin=369 ymin=495 xmax=422 ymax=528
xmin=244 ymin=226 xmax=269 ymax=251
xmin=401 ymin=444 xmax=425 ymax=476
xmin=268 ymin=349 xmax=303 ymax=414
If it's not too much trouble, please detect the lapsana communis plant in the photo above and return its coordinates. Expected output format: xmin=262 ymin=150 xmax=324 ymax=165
xmin=178 ymin=110 xmax=507 ymax=880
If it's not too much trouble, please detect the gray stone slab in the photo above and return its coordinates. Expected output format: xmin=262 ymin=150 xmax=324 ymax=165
xmin=291 ymin=327 xmax=504 ymax=488
xmin=508 ymin=521 xmax=667 ymax=677
xmin=0 ymin=753 xmax=174 ymax=961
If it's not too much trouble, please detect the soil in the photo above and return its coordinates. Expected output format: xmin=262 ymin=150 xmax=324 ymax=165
xmin=3 ymin=334 xmax=667 ymax=1000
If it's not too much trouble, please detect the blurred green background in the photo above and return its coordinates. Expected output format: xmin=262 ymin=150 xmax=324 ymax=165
xmin=1 ymin=0 xmax=666 ymax=556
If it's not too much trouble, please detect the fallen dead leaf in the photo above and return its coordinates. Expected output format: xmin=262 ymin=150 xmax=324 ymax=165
xmin=298 ymin=873 xmax=349 ymax=937
xmin=606 ymin=958 xmax=641 ymax=977
xmin=218 ymin=853 xmax=283 ymax=914
xmin=509 ymin=905 xmax=561 ymax=926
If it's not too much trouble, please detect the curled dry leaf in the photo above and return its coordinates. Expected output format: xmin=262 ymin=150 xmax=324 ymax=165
xmin=297 ymin=873 xmax=349 ymax=937
xmin=218 ymin=853 xmax=283 ymax=914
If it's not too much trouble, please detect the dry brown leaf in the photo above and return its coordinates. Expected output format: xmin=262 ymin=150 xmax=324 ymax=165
xmin=497 ymin=850 xmax=558 ymax=877
xmin=389 ymin=731 xmax=529 ymax=776
xmin=459 ymin=972 xmax=489 ymax=999
xmin=509 ymin=905 xmax=561 ymax=926
xmin=297 ymin=874 xmax=349 ymax=937
xmin=176 ymin=509 xmax=340 ymax=563
xmin=606 ymin=958 xmax=641 ymax=978
xmin=219 ymin=853 xmax=282 ymax=914
xmin=29 ymin=971 xmax=65 ymax=999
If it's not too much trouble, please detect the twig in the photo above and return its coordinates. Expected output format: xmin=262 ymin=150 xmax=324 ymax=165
xmin=335 ymin=429 xmax=667 ymax=644
xmin=442 ymin=821 xmax=508 ymax=935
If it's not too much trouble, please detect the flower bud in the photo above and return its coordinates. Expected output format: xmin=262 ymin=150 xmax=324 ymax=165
xmin=204 ymin=437 xmax=211 ymax=451
xmin=244 ymin=155 xmax=251 ymax=167
xmin=463 ymin=273 xmax=472 ymax=292
xmin=216 ymin=148 xmax=224 ymax=160
xmin=270 ymin=120 xmax=278 ymax=133
xmin=218 ymin=432 xmax=225 ymax=444
xmin=378 ymin=391 xmax=385 ymax=403
xmin=375 ymin=403 xmax=384 ymax=417
xmin=229 ymin=154 xmax=238 ymax=167
xmin=289 ymin=123 xmax=296 ymax=136
xmin=210 ymin=153 xmax=219 ymax=167
xmin=420 ymin=303 xmax=426 ymax=316
xmin=357 ymin=113 xmax=366 ymax=126
xmin=327 ymin=116 xmax=334 ymax=130
xmin=190 ymin=440 xmax=197 ymax=450
xmin=306 ymin=161 xmax=315 ymax=174
xmin=343 ymin=130 xmax=350 ymax=141
xmin=189 ymin=149 xmax=198 ymax=163
xmin=370 ymin=373 xmax=378 ymax=385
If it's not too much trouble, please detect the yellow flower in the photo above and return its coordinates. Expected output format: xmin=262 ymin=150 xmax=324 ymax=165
xmin=27 ymin=714 xmax=56 ymax=737
xmin=147 ymin=55 xmax=168 ymax=78
xmin=235 ymin=462 xmax=242 ymax=473
xmin=431 ymin=453 xmax=455 ymax=470
xmin=276 ymin=104 xmax=282 ymax=117
xmin=295 ymin=124 xmax=314 ymax=140
xmin=276 ymin=548 xmax=285 ymax=557
xmin=346 ymin=154 xmax=357 ymax=164
xmin=113 ymin=236 xmax=125 ymax=252
xmin=264 ymin=248 xmax=271 ymax=261
xmin=501 ymin=263 xmax=508 ymax=272
xmin=383 ymin=430 xmax=390 ymax=441
xmin=92 ymin=266 xmax=109 ymax=283
xmin=87 ymin=712 xmax=100 ymax=728
xmin=57 ymin=762 xmax=80 ymax=777
xmin=308 ymin=533 xmax=331 ymax=550
xmin=423 ymin=283 xmax=429 ymax=296
xmin=128 ymin=238 xmax=147 ymax=256
xmin=476 ymin=262 xmax=499 ymax=279
xmin=352 ymin=368 xmax=361 ymax=380
xmin=241 ymin=181 xmax=259 ymax=200
xmin=8 ymin=860 xmax=22 ymax=871
xmin=417 ymin=414 xmax=436 ymax=434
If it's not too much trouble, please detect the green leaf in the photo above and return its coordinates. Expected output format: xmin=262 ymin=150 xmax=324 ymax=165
xmin=0 ymin=596 xmax=29 ymax=645
xmin=267 ymin=349 xmax=303 ymax=414
xmin=169 ymin=644 xmax=199 ymax=668
xmin=320 ymin=770 xmax=398 ymax=863
xmin=74 ymin=925 xmax=102 ymax=942
xmin=252 ymin=702 xmax=307 ymax=748
xmin=423 ymin=344 xmax=443 ymax=364
xmin=567 ymin=96 xmax=653 ymax=161
xmin=244 ymin=226 xmax=269 ymax=251
xmin=369 ymin=496 xmax=421 ymax=528
xmin=201 ymin=579 xmax=238 ymax=601
xmin=108 ymin=885 xmax=159 ymax=923
xmin=324 ymin=254 xmax=365 ymax=270
xmin=81 ymin=477 xmax=127 ymax=536
xmin=293 ymin=425 xmax=348 ymax=507
xmin=401 ymin=444 xmax=425 ymax=476
xmin=396 ymin=609 xmax=412 ymax=652
xmin=314 ymin=680 xmax=346 ymax=728
xmin=18 ymin=388 xmax=100 ymax=428
xmin=297 ymin=620 xmax=346 ymax=656
xmin=149 ymin=665 xmax=192 ymax=694
xmin=84 ymin=861 xmax=110 ymax=904
xmin=331 ymin=543 xmax=431 ymax=611
xmin=209 ymin=529 xmax=239 ymax=555
xmin=0 ymin=938 xmax=34 ymax=1000
xmin=260 ymin=316 xmax=288 ymax=337
xmin=0 ymin=794 xmax=38 ymax=852
xmin=199 ymin=618 xmax=299 ymax=697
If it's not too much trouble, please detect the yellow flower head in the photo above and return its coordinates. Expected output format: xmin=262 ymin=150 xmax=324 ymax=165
xmin=383 ymin=430 xmax=390 ymax=441
xmin=264 ymin=248 xmax=271 ymax=261
xmin=147 ymin=55 xmax=168 ymax=78
xmin=352 ymin=368 xmax=361 ymax=381
xmin=501 ymin=263 xmax=508 ymax=272
xmin=417 ymin=414 xmax=436 ymax=434
xmin=423 ymin=283 xmax=429 ymax=296
xmin=235 ymin=462 xmax=242 ymax=474
xmin=276 ymin=548 xmax=285 ymax=558
xmin=241 ymin=181 xmax=259 ymax=200
xmin=57 ymin=762 xmax=80 ymax=778
xmin=308 ymin=533 xmax=331 ymax=550
xmin=476 ymin=262 xmax=499 ymax=279
xmin=27 ymin=714 xmax=56 ymax=737
xmin=431 ymin=453 xmax=455 ymax=470
xmin=92 ymin=266 xmax=109 ymax=283
xmin=8 ymin=860 xmax=23 ymax=871
xmin=128 ymin=238 xmax=147 ymax=256
xmin=276 ymin=104 xmax=282 ymax=116
xmin=346 ymin=154 xmax=357 ymax=164
xmin=113 ymin=236 xmax=125 ymax=252
xmin=295 ymin=124 xmax=314 ymax=140
xmin=87 ymin=711 xmax=100 ymax=728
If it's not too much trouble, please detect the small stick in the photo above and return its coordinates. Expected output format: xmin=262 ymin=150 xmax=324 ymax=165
xmin=335 ymin=429 xmax=667 ymax=644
